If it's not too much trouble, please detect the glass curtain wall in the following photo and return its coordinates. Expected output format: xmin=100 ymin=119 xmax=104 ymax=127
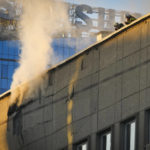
xmin=0 ymin=37 xmax=96 ymax=94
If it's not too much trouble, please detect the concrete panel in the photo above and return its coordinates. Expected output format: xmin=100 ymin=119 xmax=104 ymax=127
xmin=52 ymin=127 xmax=67 ymax=150
xmin=116 ymin=34 xmax=124 ymax=60
xmin=43 ymin=80 xmax=54 ymax=98
xmin=23 ymin=124 xmax=45 ymax=145
xmin=23 ymin=108 xmax=43 ymax=129
xmin=92 ymin=48 xmax=100 ymax=73
xmin=43 ymin=104 xmax=52 ymax=122
xmin=122 ymin=93 xmax=139 ymax=119
xmin=42 ymin=95 xmax=53 ymax=105
xmin=99 ymin=76 xmax=122 ymax=110
xmin=123 ymin=26 xmax=141 ymax=57
xmin=139 ymin=89 xmax=146 ymax=111
xmin=122 ymin=68 xmax=140 ymax=98
xmin=45 ymin=135 xmax=53 ymax=150
xmin=100 ymin=39 xmax=117 ymax=69
xmin=116 ymin=60 xmax=123 ymax=74
xmin=73 ymin=89 xmax=91 ymax=121
xmin=54 ymin=63 xmax=70 ymax=93
xmin=147 ymin=18 xmax=150 ymax=47
xmin=40 ymin=70 xmax=55 ymax=98
xmin=44 ymin=86 xmax=53 ymax=98
xmin=7 ymin=117 xmax=13 ymax=132
xmin=44 ymin=121 xmax=53 ymax=137
xmin=69 ymin=59 xmax=77 ymax=80
xmin=140 ymin=47 xmax=148 ymax=63
xmin=0 ymin=124 xmax=7 ymax=137
xmin=100 ymin=63 xmax=116 ymax=82
xmin=141 ymin=20 xmax=149 ymax=48
xmin=114 ymin=102 xmax=121 ymax=123
xmin=0 ymin=97 xmax=9 ymax=124
xmin=140 ymin=64 xmax=147 ymax=90
xmin=122 ymin=51 xmax=140 ymax=71
xmin=147 ymin=46 xmax=150 ymax=60
xmin=77 ymin=51 xmax=94 ymax=79
xmin=7 ymin=135 xmax=21 ymax=150
xmin=53 ymin=99 xmax=67 ymax=131
xmin=7 ymin=119 xmax=18 ymax=150
xmin=27 ymin=138 xmax=46 ymax=150
xmin=22 ymin=147 xmax=28 ymax=150
xmin=53 ymin=87 xmax=68 ymax=102
xmin=74 ymin=75 xmax=91 ymax=94
xmin=0 ymin=123 xmax=12 ymax=150
xmin=40 ymin=74 xmax=50 ymax=98
xmin=147 ymin=62 xmax=150 ymax=87
xmin=73 ymin=116 xmax=91 ymax=143
xmin=140 ymin=88 xmax=150 ymax=111
xmin=98 ymin=105 xmax=115 ymax=130
xmin=22 ymin=100 xmax=40 ymax=114
xmin=90 ymin=113 xmax=98 ymax=134
xmin=91 ymin=72 xmax=99 ymax=86
xmin=90 ymin=86 xmax=99 ymax=113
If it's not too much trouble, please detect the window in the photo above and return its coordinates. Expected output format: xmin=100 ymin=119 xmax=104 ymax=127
xmin=75 ymin=139 xmax=88 ymax=150
xmin=122 ymin=119 xmax=136 ymax=150
xmin=48 ymin=71 xmax=53 ymax=86
xmin=76 ymin=141 xmax=88 ymax=150
xmin=99 ymin=130 xmax=112 ymax=150
xmin=81 ymin=59 xmax=86 ymax=70
xmin=146 ymin=110 xmax=150 ymax=144
xmin=1 ymin=64 xmax=8 ymax=79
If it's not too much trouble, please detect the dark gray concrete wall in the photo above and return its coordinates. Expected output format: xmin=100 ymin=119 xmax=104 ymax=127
xmin=1 ymin=17 xmax=150 ymax=150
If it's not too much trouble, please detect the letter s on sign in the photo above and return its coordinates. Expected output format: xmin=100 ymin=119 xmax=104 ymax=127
xmin=75 ymin=4 xmax=93 ymax=31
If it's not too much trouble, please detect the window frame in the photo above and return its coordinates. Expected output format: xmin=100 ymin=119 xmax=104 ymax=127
xmin=73 ymin=137 xmax=90 ymax=150
xmin=97 ymin=127 xmax=113 ymax=150
xmin=120 ymin=116 xmax=138 ymax=150
xmin=145 ymin=109 xmax=150 ymax=145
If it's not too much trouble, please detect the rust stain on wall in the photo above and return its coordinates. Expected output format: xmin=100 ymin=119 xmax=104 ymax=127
xmin=0 ymin=96 xmax=9 ymax=150
xmin=67 ymin=56 xmax=83 ymax=150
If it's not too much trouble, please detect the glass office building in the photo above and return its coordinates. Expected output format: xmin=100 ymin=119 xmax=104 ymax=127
xmin=0 ymin=40 xmax=20 ymax=94
xmin=0 ymin=37 xmax=96 ymax=94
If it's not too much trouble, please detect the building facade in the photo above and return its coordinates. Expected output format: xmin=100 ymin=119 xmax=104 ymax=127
xmin=0 ymin=40 xmax=19 ymax=94
xmin=0 ymin=37 xmax=96 ymax=94
xmin=0 ymin=2 xmax=142 ymax=94
xmin=0 ymin=14 xmax=150 ymax=150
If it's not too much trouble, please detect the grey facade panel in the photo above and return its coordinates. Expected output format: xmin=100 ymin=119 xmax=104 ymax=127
xmin=1 ymin=14 xmax=150 ymax=150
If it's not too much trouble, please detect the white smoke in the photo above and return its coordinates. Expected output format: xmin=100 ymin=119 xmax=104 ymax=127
xmin=10 ymin=0 xmax=70 ymax=104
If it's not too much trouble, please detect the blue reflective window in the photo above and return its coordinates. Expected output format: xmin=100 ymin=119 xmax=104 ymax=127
xmin=1 ymin=64 xmax=8 ymax=79
xmin=0 ymin=88 xmax=7 ymax=94
xmin=1 ymin=79 xmax=8 ymax=89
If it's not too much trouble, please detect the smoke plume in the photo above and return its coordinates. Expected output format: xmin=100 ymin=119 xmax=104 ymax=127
xmin=10 ymin=0 xmax=70 ymax=105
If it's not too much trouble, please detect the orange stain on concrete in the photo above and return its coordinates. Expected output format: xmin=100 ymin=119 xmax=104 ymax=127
xmin=67 ymin=56 xmax=83 ymax=150
xmin=0 ymin=96 xmax=9 ymax=150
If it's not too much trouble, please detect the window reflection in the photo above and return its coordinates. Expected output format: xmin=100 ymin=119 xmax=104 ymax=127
xmin=123 ymin=120 xmax=136 ymax=150
xmin=76 ymin=141 xmax=88 ymax=150
xmin=99 ymin=130 xmax=111 ymax=150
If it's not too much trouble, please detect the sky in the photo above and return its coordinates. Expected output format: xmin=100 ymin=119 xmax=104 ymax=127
xmin=65 ymin=0 xmax=150 ymax=14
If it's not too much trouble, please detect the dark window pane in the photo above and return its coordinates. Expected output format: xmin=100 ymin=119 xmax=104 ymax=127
xmin=100 ymin=131 xmax=111 ymax=150
xmin=1 ymin=64 xmax=8 ymax=79
xmin=123 ymin=120 xmax=136 ymax=150
xmin=77 ymin=142 xmax=88 ymax=150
